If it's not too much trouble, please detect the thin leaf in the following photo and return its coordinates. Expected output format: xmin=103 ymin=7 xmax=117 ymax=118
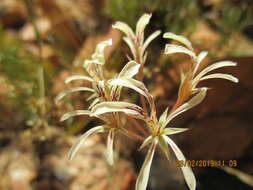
xmin=60 ymin=110 xmax=91 ymax=122
xmin=55 ymin=87 xmax=95 ymax=104
xmin=135 ymin=139 xmax=157 ymax=190
xmin=68 ymin=125 xmax=107 ymax=160
xmin=91 ymin=101 xmax=146 ymax=119
xmin=163 ymin=32 xmax=192 ymax=49
xmin=163 ymin=128 xmax=188 ymax=135
xmin=118 ymin=60 xmax=140 ymax=78
xmin=65 ymin=75 xmax=93 ymax=83
xmin=106 ymin=129 xmax=115 ymax=165
xmin=165 ymin=44 xmax=195 ymax=58
xmin=164 ymin=136 xmax=196 ymax=190
xmin=139 ymin=136 xmax=153 ymax=150
xmin=112 ymin=21 xmax=135 ymax=39
xmin=162 ymin=88 xmax=207 ymax=128
xmin=200 ymin=73 xmax=238 ymax=83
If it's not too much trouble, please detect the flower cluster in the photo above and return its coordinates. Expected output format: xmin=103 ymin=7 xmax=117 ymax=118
xmin=56 ymin=14 xmax=238 ymax=190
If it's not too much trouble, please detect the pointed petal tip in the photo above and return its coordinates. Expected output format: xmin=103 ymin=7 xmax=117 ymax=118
xmin=60 ymin=116 xmax=66 ymax=122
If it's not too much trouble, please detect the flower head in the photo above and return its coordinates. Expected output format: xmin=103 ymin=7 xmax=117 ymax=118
xmin=55 ymin=13 xmax=239 ymax=190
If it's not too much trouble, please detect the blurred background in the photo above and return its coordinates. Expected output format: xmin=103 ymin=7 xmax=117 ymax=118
xmin=0 ymin=0 xmax=253 ymax=189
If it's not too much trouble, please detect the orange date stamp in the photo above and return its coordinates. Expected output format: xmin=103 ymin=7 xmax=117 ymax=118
xmin=176 ymin=160 xmax=238 ymax=168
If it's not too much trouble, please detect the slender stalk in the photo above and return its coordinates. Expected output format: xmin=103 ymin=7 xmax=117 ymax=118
xmin=127 ymin=116 xmax=148 ymax=136
xmin=121 ymin=128 xmax=145 ymax=142
xmin=24 ymin=0 xmax=48 ymax=128
xmin=135 ymin=47 xmax=148 ymax=113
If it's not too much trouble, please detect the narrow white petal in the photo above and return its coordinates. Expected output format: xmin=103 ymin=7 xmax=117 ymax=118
xmin=141 ymin=30 xmax=161 ymax=56
xmin=118 ymin=60 xmax=140 ymax=78
xmin=106 ymin=129 xmax=115 ymax=165
xmin=165 ymin=44 xmax=195 ymax=58
xmin=164 ymin=136 xmax=196 ymax=190
xmin=96 ymin=39 xmax=112 ymax=55
xmin=193 ymin=51 xmax=208 ymax=75
xmin=136 ymin=13 xmax=152 ymax=44
xmin=109 ymin=78 xmax=149 ymax=99
xmin=88 ymin=98 xmax=100 ymax=110
xmin=163 ymin=32 xmax=192 ymax=49
xmin=90 ymin=39 xmax=112 ymax=65
xmin=68 ymin=125 xmax=107 ymax=160
xmin=163 ymin=128 xmax=189 ymax=135
xmin=135 ymin=139 xmax=157 ymax=190
xmin=65 ymin=75 xmax=93 ymax=83
xmin=60 ymin=110 xmax=91 ymax=122
xmin=194 ymin=61 xmax=237 ymax=82
xmin=86 ymin=93 xmax=97 ymax=101
xmin=55 ymin=87 xmax=95 ymax=104
xmin=112 ymin=21 xmax=135 ymax=39
xmin=200 ymin=73 xmax=239 ymax=83
xmin=91 ymin=101 xmax=146 ymax=119
xmin=123 ymin=37 xmax=137 ymax=59
xmin=139 ymin=136 xmax=153 ymax=150
xmin=163 ymin=88 xmax=207 ymax=128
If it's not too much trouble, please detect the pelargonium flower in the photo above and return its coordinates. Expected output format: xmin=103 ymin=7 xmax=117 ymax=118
xmin=55 ymin=13 xmax=239 ymax=190
xmin=90 ymin=87 xmax=206 ymax=190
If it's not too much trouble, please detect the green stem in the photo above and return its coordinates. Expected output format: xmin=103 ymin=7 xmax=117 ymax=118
xmin=24 ymin=0 xmax=47 ymax=128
